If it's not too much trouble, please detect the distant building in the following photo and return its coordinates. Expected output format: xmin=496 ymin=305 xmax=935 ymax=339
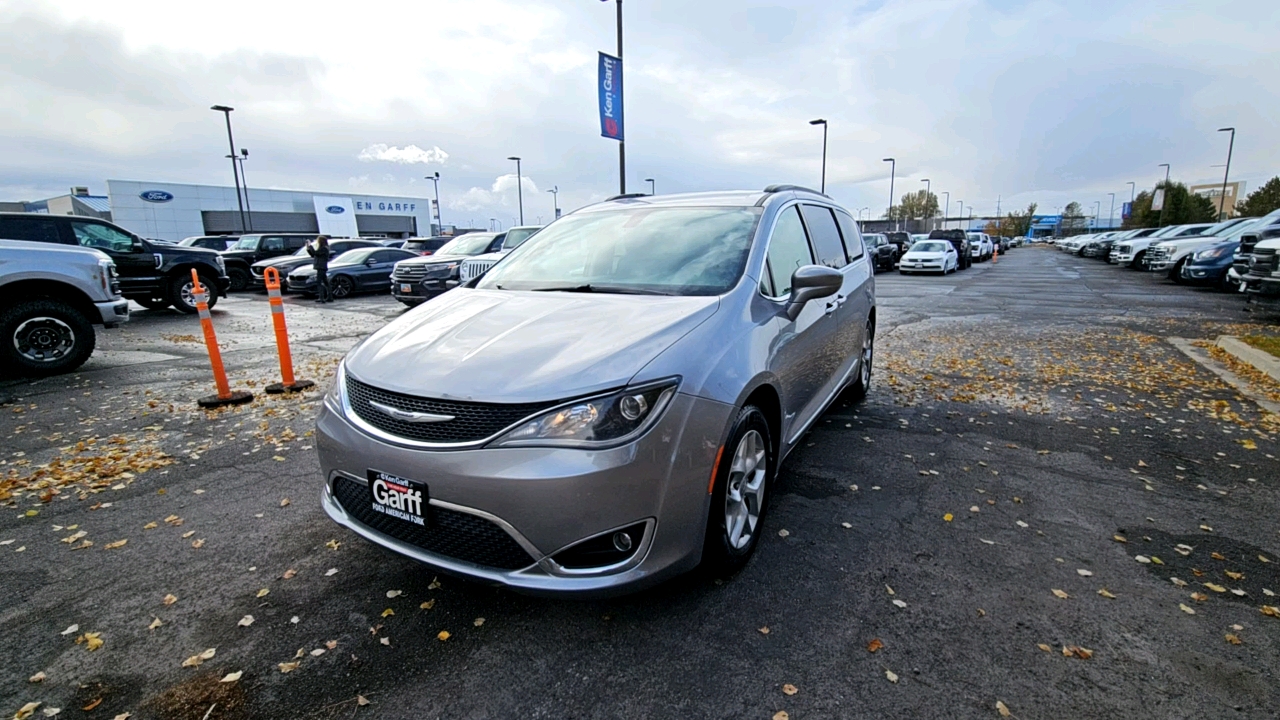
xmin=4 ymin=180 xmax=441 ymax=241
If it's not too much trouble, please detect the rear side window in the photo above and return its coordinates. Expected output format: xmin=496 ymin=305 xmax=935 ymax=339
xmin=800 ymin=205 xmax=847 ymax=268
xmin=70 ymin=221 xmax=134 ymax=252
xmin=262 ymin=237 xmax=286 ymax=251
xmin=834 ymin=211 xmax=865 ymax=260
xmin=0 ymin=217 xmax=63 ymax=244
xmin=765 ymin=206 xmax=815 ymax=296
xmin=287 ymin=237 xmax=308 ymax=250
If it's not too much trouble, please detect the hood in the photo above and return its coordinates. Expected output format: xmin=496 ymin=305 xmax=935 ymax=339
xmin=1157 ymin=235 xmax=1223 ymax=250
xmin=396 ymin=253 xmax=477 ymax=267
xmin=903 ymin=251 xmax=945 ymax=259
xmin=253 ymin=255 xmax=309 ymax=270
xmin=465 ymin=251 xmax=508 ymax=262
xmin=345 ymin=289 xmax=720 ymax=403
xmin=161 ymin=244 xmax=219 ymax=258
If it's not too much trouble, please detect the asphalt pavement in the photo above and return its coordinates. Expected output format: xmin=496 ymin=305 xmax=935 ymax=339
xmin=3 ymin=248 xmax=1279 ymax=719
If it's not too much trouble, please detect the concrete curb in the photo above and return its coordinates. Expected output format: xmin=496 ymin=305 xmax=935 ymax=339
xmin=1216 ymin=336 xmax=1280 ymax=384
xmin=1167 ymin=337 xmax=1280 ymax=415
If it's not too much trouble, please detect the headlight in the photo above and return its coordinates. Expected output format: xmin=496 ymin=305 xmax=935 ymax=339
xmin=215 ymin=256 xmax=226 ymax=273
xmin=1195 ymin=247 xmax=1227 ymax=260
xmin=491 ymin=378 xmax=679 ymax=448
xmin=325 ymin=362 xmax=345 ymax=413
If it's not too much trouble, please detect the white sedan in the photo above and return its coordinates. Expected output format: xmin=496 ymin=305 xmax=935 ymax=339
xmin=899 ymin=240 xmax=959 ymax=275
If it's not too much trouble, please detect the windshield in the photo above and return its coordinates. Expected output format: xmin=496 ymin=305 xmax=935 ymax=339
xmin=232 ymin=235 xmax=261 ymax=250
xmin=1219 ymin=218 xmax=1263 ymax=240
xmin=910 ymin=242 xmax=948 ymax=253
xmin=436 ymin=234 xmax=496 ymax=256
xmin=502 ymin=227 xmax=540 ymax=250
xmin=333 ymin=248 xmax=377 ymax=264
xmin=478 ymin=207 xmax=762 ymax=296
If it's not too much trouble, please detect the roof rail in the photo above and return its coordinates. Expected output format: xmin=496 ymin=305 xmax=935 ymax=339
xmin=606 ymin=193 xmax=651 ymax=201
xmin=762 ymin=184 xmax=829 ymax=197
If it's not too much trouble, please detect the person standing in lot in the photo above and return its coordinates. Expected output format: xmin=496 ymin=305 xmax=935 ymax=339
xmin=308 ymin=235 xmax=332 ymax=303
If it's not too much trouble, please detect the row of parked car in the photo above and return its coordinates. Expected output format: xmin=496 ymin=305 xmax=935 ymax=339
xmin=856 ymin=229 xmax=1021 ymax=275
xmin=1048 ymin=209 xmax=1280 ymax=302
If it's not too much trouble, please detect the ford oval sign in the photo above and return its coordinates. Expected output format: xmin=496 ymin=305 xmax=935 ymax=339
xmin=139 ymin=190 xmax=174 ymax=203
xmin=326 ymin=205 xmax=345 ymax=214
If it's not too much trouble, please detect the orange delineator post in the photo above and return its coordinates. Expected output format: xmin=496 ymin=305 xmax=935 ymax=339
xmin=993 ymin=243 xmax=999 ymax=263
xmin=263 ymin=267 xmax=314 ymax=394
xmin=192 ymin=269 xmax=253 ymax=408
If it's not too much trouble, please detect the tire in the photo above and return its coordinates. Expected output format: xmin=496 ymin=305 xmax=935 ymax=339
xmin=1129 ymin=251 xmax=1145 ymax=269
xmin=331 ymin=275 xmax=355 ymax=299
xmin=702 ymin=405 xmax=773 ymax=576
xmin=135 ymin=297 xmax=170 ymax=311
xmin=226 ymin=266 xmax=251 ymax=292
xmin=0 ymin=299 xmax=96 ymax=376
xmin=847 ymin=317 xmax=874 ymax=402
xmin=169 ymin=273 xmax=219 ymax=314
xmin=1170 ymin=258 xmax=1188 ymax=284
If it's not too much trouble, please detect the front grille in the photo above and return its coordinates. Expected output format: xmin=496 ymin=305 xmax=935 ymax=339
xmin=1148 ymin=247 xmax=1171 ymax=263
xmin=1247 ymin=248 xmax=1278 ymax=276
xmin=393 ymin=264 xmax=427 ymax=281
xmin=332 ymin=476 xmax=536 ymax=570
xmin=459 ymin=258 xmax=498 ymax=283
xmin=346 ymin=375 xmax=557 ymax=444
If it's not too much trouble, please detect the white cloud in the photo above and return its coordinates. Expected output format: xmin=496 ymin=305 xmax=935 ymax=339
xmin=357 ymin=144 xmax=449 ymax=166
xmin=449 ymin=174 xmax=540 ymax=212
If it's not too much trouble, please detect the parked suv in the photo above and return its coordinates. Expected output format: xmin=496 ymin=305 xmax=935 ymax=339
xmin=403 ymin=236 xmax=453 ymax=257
xmin=883 ymin=231 xmax=912 ymax=255
xmin=179 ymin=235 xmax=237 ymax=251
xmin=1 ymin=240 xmax=129 ymax=375
xmin=458 ymin=225 xmax=543 ymax=283
xmin=966 ymin=233 xmax=994 ymax=262
xmin=317 ymin=185 xmax=876 ymax=596
xmin=863 ymin=233 xmax=900 ymax=272
xmin=220 ymin=234 xmax=314 ymax=291
xmin=0 ymin=212 xmax=229 ymax=314
xmin=390 ymin=232 xmax=506 ymax=306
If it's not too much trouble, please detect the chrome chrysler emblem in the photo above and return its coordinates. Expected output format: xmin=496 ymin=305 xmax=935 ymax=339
xmin=368 ymin=401 xmax=455 ymax=423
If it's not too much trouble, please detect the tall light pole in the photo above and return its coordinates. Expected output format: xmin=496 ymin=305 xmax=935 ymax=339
xmin=210 ymin=105 xmax=247 ymax=233
xmin=1092 ymin=201 xmax=1101 ymax=229
xmin=956 ymin=201 xmax=963 ymax=230
xmin=604 ymin=0 xmax=625 ymax=194
xmin=548 ymin=185 xmax=559 ymax=219
xmin=809 ymin=119 xmax=827 ymax=193
xmin=920 ymin=178 xmax=931 ymax=226
xmin=645 ymin=177 xmax=655 ymax=195
xmin=883 ymin=158 xmax=896 ymax=228
xmin=941 ymin=190 xmax=950 ymax=230
xmin=507 ymin=156 xmax=524 ymax=225
xmin=424 ymin=172 xmax=443 ymax=234
xmin=232 ymin=148 xmax=253 ymax=231
xmin=1157 ymin=163 xmax=1171 ymax=227
xmin=1107 ymin=192 xmax=1116 ymax=229
xmin=1217 ymin=127 xmax=1236 ymax=221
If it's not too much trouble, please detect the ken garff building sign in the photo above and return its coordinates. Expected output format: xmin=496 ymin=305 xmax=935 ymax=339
xmin=139 ymin=190 xmax=174 ymax=203
xmin=598 ymin=52 xmax=624 ymax=141
xmin=353 ymin=201 xmax=416 ymax=213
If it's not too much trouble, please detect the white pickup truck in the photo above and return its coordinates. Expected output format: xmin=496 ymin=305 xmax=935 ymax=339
xmin=0 ymin=239 xmax=129 ymax=375
xmin=1143 ymin=217 xmax=1259 ymax=280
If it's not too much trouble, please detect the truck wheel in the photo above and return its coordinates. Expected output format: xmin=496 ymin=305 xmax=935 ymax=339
xmin=169 ymin=273 xmax=220 ymax=314
xmin=1170 ymin=258 xmax=1188 ymax=284
xmin=226 ymin=267 xmax=251 ymax=292
xmin=0 ymin=299 xmax=96 ymax=376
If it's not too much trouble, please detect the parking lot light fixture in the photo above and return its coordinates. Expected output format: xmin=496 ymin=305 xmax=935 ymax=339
xmin=234 ymin=148 xmax=253 ymax=231
xmin=1217 ymin=127 xmax=1235 ymax=221
xmin=883 ymin=158 xmax=896 ymax=228
xmin=809 ymin=119 xmax=827 ymax=193
xmin=1126 ymin=181 xmax=1136 ymax=203
xmin=425 ymin=172 xmax=442 ymax=234
xmin=645 ymin=178 xmax=655 ymax=195
xmin=507 ymin=157 xmax=524 ymax=225
xmin=548 ymin=185 xmax=559 ymax=219
xmin=210 ymin=105 xmax=247 ymax=233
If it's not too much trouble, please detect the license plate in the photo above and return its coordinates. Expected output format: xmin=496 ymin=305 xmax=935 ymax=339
xmin=400 ymin=284 xmax=413 ymax=293
xmin=367 ymin=470 xmax=428 ymax=526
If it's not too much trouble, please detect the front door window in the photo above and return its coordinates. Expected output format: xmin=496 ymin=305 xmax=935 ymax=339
xmin=70 ymin=222 xmax=135 ymax=253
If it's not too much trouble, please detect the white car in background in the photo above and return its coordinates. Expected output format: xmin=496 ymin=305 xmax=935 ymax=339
xmin=899 ymin=240 xmax=959 ymax=275
xmin=1144 ymin=217 xmax=1258 ymax=280
xmin=457 ymin=225 xmax=543 ymax=283
xmin=966 ymin=233 xmax=994 ymax=261
xmin=1112 ymin=224 xmax=1211 ymax=268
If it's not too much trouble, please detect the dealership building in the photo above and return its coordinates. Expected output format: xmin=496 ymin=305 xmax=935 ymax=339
xmin=3 ymin=180 xmax=439 ymax=242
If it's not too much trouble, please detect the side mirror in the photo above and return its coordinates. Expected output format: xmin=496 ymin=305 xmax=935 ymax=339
xmin=366 ymin=258 xmax=378 ymax=266
xmin=1240 ymin=233 xmax=1258 ymax=243
xmin=784 ymin=265 xmax=842 ymax=321
xmin=132 ymin=238 xmax=146 ymax=252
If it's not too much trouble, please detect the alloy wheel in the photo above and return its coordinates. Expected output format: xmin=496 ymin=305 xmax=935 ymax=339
xmin=724 ymin=429 xmax=767 ymax=550
xmin=13 ymin=316 xmax=75 ymax=363
xmin=860 ymin=323 xmax=874 ymax=387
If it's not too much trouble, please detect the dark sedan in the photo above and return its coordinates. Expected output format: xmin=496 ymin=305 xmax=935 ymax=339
xmin=864 ymin=233 xmax=899 ymax=272
xmin=250 ymin=239 xmax=383 ymax=291
xmin=287 ymin=247 xmax=418 ymax=299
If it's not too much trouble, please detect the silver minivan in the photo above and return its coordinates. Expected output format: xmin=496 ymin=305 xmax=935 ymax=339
xmin=316 ymin=186 xmax=876 ymax=596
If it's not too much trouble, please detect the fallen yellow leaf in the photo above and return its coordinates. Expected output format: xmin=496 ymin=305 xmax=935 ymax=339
xmin=782 ymin=684 xmax=798 ymax=696
xmin=103 ymin=539 xmax=127 ymax=550
xmin=885 ymin=670 xmax=899 ymax=683
xmin=943 ymin=513 xmax=954 ymax=522
xmin=1098 ymin=589 xmax=1116 ymax=599
xmin=437 ymin=630 xmax=450 ymax=641
xmin=220 ymin=671 xmax=242 ymax=683
xmin=866 ymin=638 xmax=883 ymax=653
xmin=381 ymin=608 xmax=394 ymax=618
xmin=256 ymin=588 xmax=270 ymax=598
xmin=996 ymin=700 xmax=1012 ymax=717
xmin=1052 ymin=589 xmax=1069 ymax=599
xmin=278 ymin=661 xmax=300 ymax=673
xmin=14 ymin=702 xmax=40 ymax=720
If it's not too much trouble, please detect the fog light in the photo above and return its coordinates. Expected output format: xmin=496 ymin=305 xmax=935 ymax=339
xmin=612 ymin=531 xmax=633 ymax=552
xmin=619 ymin=394 xmax=648 ymax=421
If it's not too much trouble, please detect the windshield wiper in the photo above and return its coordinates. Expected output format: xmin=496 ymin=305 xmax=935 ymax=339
xmin=528 ymin=284 xmax=675 ymax=296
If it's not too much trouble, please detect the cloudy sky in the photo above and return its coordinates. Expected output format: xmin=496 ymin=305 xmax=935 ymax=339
xmin=2 ymin=0 xmax=1277 ymax=227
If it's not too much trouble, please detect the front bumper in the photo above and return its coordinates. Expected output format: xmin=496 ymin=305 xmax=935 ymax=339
xmin=94 ymin=299 xmax=130 ymax=326
xmin=316 ymin=390 xmax=735 ymax=596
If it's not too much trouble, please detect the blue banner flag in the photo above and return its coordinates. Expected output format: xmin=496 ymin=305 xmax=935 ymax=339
xmin=1121 ymin=201 xmax=1132 ymax=220
xmin=598 ymin=52 xmax=623 ymax=141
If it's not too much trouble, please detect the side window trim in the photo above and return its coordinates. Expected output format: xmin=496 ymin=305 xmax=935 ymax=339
xmin=760 ymin=203 xmax=817 ymax=300
xmin=834 ymin=210 xmax=866 ymax=262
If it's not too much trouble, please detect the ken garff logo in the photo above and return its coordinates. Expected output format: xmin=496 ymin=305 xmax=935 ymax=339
xmin=325 ymin=205 xmax=345 ymax=214
xmin=368 ymin=400 xmax=454 ymax=423
xmin=139 ymin=190 xmax=174 ymax=203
